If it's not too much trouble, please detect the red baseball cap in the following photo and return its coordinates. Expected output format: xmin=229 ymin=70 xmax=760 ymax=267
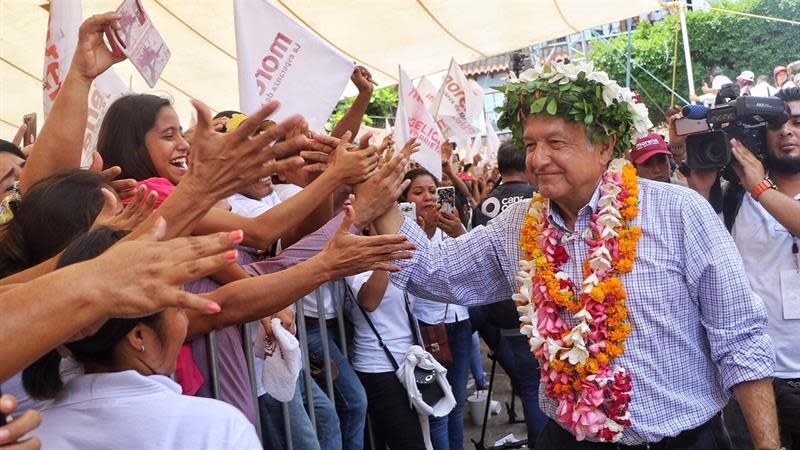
xmin=630 ymin=133 xmax=670 ymax=165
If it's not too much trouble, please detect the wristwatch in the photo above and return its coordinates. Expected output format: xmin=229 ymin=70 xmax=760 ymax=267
xmin=751 ymin=177 xmax=777 ymax=201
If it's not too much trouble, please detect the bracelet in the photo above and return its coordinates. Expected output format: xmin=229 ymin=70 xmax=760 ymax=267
xmin=751 ymin=177 xmax=777 ymax=201
xmin=668 ymin=142 xmax=687 ymax=155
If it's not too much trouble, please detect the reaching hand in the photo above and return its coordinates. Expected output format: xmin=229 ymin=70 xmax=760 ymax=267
xmin=70 ymin=13 xmax=126 ymax=82
xmin=91 ymin=187 xmax=156 ymax=232
xmin=89 ymin=218 xmax=243 ymax=318
xmin=400 ymin=138 xmax=421 ymax=160
xmin=351 ymin=66 xmax=375 ymax=95
xmin=352 ymin=151 xmax=411 ymax=229
xmin=317 ymin=206 xmax=415 ymax=278
xmin=186 ymin=100 xmax=310 ymax=200
xmin=730 ymin=138 xmax=766 ymax=192
xmin=89 ymin=152 xmax=137 ymax=200
xmin=326 ymin=131 xmax=380 ymax=185
xmin=0 ymin=394 xmax=41 ymax=450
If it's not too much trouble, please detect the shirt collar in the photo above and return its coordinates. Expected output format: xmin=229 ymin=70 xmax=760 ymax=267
xmin=546 ymin=180 xmax=603 ymax=232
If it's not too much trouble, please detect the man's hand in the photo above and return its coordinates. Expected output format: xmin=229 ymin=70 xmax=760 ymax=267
xmin=0 ymin=394 xmax=41 ymax=449
xmin=185 ymin=100 xmax=310 ymax=199
xmin=89 ymin=218 xmax=243 ymax=318
xmin=351 ymin=66 xmax=375 ymax=95
xmin=438 ymin=210 xmax=467 ymax=238
xmin=730 ymin=138 xmax=767 ymax=192
xmin=352 ymin=152 xmax=411 ymax=229
xmin=70 ymin=13 xmax=126 ymax=82
xmin=317 ymin=205 xmax=415 ymax=278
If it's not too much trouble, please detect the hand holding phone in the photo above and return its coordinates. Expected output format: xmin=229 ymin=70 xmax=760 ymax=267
xmin=105 ymin=0 xmax=170 ymax=88
xmin=398 ymin=202 xmax=417 ymax=221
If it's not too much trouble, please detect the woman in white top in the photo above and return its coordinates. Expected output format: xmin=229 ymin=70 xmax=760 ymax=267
xmin=345 ymin=270 xmax=426 ymax=449
xmin=399 ymin=168 xmax=472 ymax=450
xmin=22 ymin=228 xmax=260 ymax=450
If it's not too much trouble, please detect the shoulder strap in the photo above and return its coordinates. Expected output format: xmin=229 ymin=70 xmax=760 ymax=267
xmin=404 ymin=291 xmax=425 ymax=347
xmin=343 ymin=281 xmax=400 ymax=371
xmin=722 ymin=182 xmax=746 ymax=232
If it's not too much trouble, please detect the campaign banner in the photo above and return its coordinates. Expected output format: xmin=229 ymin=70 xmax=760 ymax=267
xmin=484 ymin=112 xmax=501 ymax=164
xmin=416 ymin=75 xmax=438 ymax=112
xmin=234 ymin=0 xmax=354 ymax=132
xmin=394 ymin=66 xmax=443 ymax=180
xmin=433 ymin=59 xmax=483 ymax=139
xmin=44 ymin=0 xmax=127 ymax=167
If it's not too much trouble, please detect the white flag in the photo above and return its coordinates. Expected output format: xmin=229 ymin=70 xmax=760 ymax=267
xmin=434 ymin=59 xmax=483 ymax=139
xmin=416 ymin=75 xmax=438 ymax=112
xmin=44 ymin=0 xmax=127 ymax=167
xmin=234 ymin=0 xmax=354 ymax=132
xmin=485 ymin=112 xmax=501 ymax=165
xmin=395 ymin=66 xmax=443 ymax=180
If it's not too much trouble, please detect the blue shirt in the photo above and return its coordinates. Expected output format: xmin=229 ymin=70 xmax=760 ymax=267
xmin=391 ymin=177 xmax=774 ymax=444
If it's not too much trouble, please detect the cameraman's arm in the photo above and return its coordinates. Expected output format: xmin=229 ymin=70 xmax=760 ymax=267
xmin=732 ymin=139 xmax=800 ymax=236
xmin=667 ymin=113 xmax=688 ymax=165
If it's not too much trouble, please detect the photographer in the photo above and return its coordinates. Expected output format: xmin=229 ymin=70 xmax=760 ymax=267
xmin=678 ymin=87 xmax=800 ymax=448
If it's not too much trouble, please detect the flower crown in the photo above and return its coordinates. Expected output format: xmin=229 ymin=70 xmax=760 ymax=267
xmin=496 ymin=62 xmax=653 ymax=156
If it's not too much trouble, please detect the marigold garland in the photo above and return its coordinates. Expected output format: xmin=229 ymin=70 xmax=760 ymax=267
xmin=514 ymin=159 xmax=642 ymax=442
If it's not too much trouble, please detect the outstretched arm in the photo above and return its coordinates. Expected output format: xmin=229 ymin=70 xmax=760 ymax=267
xmin=20 ymin=13 xmax=126 ymax=193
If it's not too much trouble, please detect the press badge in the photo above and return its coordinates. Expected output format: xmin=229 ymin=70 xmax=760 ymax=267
xmin=780 ymin=270 xmax=800 ymax=320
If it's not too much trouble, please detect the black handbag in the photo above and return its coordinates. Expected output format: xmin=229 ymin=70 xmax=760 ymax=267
xmin=345 ymin=284 xmax=445 ymax=407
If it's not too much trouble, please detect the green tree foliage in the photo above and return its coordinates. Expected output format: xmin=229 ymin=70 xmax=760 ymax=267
xmin=590 ymin=0 xmax=800 ymax=124
xmin=327 ymin=86 xmax=399 ymax=131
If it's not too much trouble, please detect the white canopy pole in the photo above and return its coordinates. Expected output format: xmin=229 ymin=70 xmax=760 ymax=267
xmin=678 ymin=0 xmax=697 ymax=102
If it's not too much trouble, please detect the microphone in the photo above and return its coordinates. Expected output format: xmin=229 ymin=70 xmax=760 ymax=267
xmin=682 ymin=104 xmax=709 ymax=120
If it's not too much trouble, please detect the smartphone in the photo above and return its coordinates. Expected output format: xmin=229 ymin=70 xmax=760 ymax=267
xmin=674 ymin=117 xmax=709 ymax=136
xmin=398 ymin=202 xmax=416 ymax=220
xmin=22 ymin=113 xmax=36 ymax=146
xmin=436 ymin=186 xmax=456 ymax=214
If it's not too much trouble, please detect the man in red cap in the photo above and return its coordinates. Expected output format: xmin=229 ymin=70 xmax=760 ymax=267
xmin=629 ymin=133 xmax=673 ymax=183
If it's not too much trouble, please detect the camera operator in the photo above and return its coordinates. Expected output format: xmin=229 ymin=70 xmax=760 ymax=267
xmin=676 ymin=87 xmax=800 ymax=448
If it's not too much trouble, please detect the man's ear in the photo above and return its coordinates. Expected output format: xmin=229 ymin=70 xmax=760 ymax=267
xmin=595 ymin=135 xmax=617 ymax=163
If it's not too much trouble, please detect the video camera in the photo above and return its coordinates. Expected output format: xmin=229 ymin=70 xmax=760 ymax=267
xmin=677 ymin=83 xmax=790 ymax=180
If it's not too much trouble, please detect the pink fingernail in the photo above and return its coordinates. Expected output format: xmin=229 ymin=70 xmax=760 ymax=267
xmin=224 ymin=249 xmax=238 ymax=262
xmin=229 ymin=230 xmax=244 ymax=243
xmin=206 ymin=303 xmax=221 ymax=314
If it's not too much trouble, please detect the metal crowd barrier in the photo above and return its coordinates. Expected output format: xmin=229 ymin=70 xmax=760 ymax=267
xmin=203 ymin=279 xmax=376 ymax=449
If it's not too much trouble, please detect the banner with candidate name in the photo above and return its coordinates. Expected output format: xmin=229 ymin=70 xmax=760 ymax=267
xmin=44 ymin=0 xmax=128 ymax=167
xmin=395 ymin=66 xmax=443 ymax=180
xmin=234 ymin=0 xmax=354 ymax=132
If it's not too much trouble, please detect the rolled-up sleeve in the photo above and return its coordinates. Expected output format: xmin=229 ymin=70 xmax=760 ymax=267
xmin=682 ymin=193 xmax=774 ymax=392
xmin=390 ymin=216 xmax=516 ymax=306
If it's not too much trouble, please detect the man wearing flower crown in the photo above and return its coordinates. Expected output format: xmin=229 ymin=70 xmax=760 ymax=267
xmin=353 ymin=62 xmax=779 ymax=449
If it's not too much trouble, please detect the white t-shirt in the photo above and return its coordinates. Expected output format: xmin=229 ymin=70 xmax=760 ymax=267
xmin=2 ymin=357 xmax=82 ymax=414
xmin=228 ymin=192 xmax=282 ymax=218
xmin=412 ymin=228 xmax=470 ymax=324
xmin=31 ymin=370 xmax=261 ymax=449
xmin=732 ymin=193 xmax=800 ymax=378
xmin=345 ymin=271 xmax=415 ymax=373
xmin=749 ymin=82 xmax=778 ymax=98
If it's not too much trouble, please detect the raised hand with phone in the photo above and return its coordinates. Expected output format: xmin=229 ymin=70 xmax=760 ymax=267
xmin=20 ymin=12 xmax=127 ymax=194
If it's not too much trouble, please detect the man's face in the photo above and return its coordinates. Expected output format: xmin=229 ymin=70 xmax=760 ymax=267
xmin=239 ymin=176 xmax=273 ymax=200
xmin=777 ymin=71 xmax=788 ymax=86
xmin=765 ymin=100 xmax=800 ymax=175
xmin=524 ymin=114 xmax=612 ymax=207
xmin=0 ymin=152 xmax=24 ymax=194
xmin=634 ymin=154 xmax=671 ymax=183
